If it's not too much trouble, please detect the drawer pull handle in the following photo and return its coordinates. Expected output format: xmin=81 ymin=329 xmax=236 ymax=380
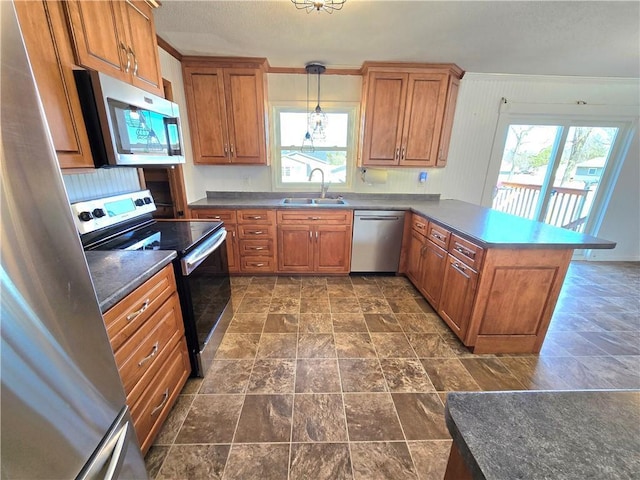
xmin=211 ymin=216 xmax=221 ymax=219
xmin=432 ymin=232 xmax=443 ymax=240
xmin=251 ymin=246 xmax=264 ymax=250
xmin=308 ymin=216 xmax=321 ymax=220
xmin=415 ymin=222 xmax=425 ymax=229
xmin=150 ymin=389 xmax=169 ymax=417
xmin=126 ymin=299 xmax=150 ymax=322
xmin=452 ymin=262 xmax=467 ymax=273
xmin=249 ymin=231 xmax=263 ymax=235
xmin=138 ymin=342 xmax=159 ymax=367
xmin=253 ymin=263 xmax=265 ymax=267
xmin=455 ymin=246 xmax=475 ymax=258
xmin=248 ymin=215 xmax=263 ymax=219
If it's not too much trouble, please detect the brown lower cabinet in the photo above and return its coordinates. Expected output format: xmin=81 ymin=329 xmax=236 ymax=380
xmin=438 ymin=255 xmax=478 ymax=339
xmin=191 ymin=208 xmax=353 ymax=275
xmin=277 ymin=210 xmax=353 ymax=274
xmin=405 ymin=213 xmax=572 ymax=354
xmin=102 ymin=264 xmax=189 ymax=453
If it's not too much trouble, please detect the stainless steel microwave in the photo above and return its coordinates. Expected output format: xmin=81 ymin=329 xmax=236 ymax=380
xmin=74 ymin=70 xmax=185 ymax=167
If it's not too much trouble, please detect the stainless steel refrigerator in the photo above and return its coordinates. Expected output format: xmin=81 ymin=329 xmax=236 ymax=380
xmin=1 ymin=2 xmax=148 ymax=478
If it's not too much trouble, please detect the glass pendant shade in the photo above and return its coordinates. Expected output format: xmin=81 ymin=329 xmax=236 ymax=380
xmin=307 ymin=63 xmax=327 ymax=141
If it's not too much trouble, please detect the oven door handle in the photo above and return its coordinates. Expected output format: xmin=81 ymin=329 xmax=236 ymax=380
xmin=181 ymin=229 xmax=227 ymax=276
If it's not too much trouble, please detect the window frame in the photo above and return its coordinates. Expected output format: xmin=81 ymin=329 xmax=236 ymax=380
xmin=270 ymin=102 xmax=359 ymax=192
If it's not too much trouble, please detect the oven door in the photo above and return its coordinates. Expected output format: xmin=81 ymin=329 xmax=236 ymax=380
xmin=178 ymin=228 xmax=232 ymax=377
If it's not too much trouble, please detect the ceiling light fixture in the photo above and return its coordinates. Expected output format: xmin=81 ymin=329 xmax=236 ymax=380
xmin=291 ymin=0 xmax=346 ymax=14
xmin=306 ymin=63 xmax=327 ymax=141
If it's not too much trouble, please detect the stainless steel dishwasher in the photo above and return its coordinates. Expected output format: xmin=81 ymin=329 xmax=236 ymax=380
xmin=351 ymin=210 xmax=406 ymax=272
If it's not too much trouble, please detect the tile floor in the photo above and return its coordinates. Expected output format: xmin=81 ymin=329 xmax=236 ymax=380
xmin=145 ymin=261 xmax=639 ymax=480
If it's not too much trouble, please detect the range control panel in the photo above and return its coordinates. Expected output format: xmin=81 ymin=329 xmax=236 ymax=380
xmin=70 ymin=190 xmax=156 ymax=234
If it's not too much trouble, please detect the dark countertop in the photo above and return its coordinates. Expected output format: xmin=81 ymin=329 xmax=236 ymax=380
xmin=189 ymin=193 xmax=615 ymax=249
xmin=445 ymin=390 xmax=640 ymax=480
xmin=85 ymin=250 xmax=177 ymax=313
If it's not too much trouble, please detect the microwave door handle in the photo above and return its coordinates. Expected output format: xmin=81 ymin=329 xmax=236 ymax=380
xmin=163 ymin=117 xmax=182 ymax=156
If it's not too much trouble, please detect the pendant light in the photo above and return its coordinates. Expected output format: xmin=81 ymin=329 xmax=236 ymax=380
xmin=306 ymin=63 xmax=327 ymax=141
xmin=300 ymin=68 xmax=314 ymax=152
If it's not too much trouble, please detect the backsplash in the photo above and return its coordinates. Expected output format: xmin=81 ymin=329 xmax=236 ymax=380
xmin=63 ymin=168 xmax=141 ymax=203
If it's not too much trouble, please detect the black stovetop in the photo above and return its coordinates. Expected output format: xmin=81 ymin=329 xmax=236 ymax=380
xmin=91 ymin=220 xmax=223 ymax=256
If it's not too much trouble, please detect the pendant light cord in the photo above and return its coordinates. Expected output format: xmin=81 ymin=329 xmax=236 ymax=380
xmin=316 ymin=70 xmax=321 ymax=110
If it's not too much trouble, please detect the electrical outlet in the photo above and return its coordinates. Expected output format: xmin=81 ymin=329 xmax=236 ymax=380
xmin=419 ymin=172 xmax=427 ymax=183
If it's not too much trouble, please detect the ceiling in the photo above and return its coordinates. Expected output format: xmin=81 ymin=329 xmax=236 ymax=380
xmin=154 ymin=1 xmax=640 ymax=78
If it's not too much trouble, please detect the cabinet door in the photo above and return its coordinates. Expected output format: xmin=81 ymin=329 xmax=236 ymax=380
xmin=361 ymin=72 xmax=408 ymax=166
xmin=406 ymin=229 xmax=425 ymax=286
xmin=223 ymin=68 xmax=267 ymax=165
xmin=438 ymin=255 xmax=478 ymax=340
xmin=183 ymin=67 xmax=230 ymax=164
xmin=121 ymin=0 xmax=163 ymax=96
xmin=315 ymin=225 xmax=352 ymax=274
xmin=64 ymin=0 xmax=129 ymax=82
xmin=15 ymin=0 xmax=94 ymax=169
xmin=400 ymin=73 xmax=448 ymax=167
xmin=225 ymin=224 xmax=240 ymax=273
xmin=420 ymin=240 xmax=448 ymax=310
xmin=436 ymin=76 xmax=460 ymax=167
xmin=277 ymin=225 xmax=313 ymax=272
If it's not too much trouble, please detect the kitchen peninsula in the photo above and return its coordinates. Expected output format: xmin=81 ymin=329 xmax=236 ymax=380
xmin=190 ymin=193 xmax=616 ymax=354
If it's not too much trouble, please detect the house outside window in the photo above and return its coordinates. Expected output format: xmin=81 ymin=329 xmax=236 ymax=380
xmin=272 ymin=105 xmax=358 ymax=191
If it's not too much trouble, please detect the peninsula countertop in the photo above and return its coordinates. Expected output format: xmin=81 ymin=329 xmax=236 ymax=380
xmin=85 ymin=250 xmax=177 ymax=313
xmin=444 ymin=390 xmax=640 ymax=480
xmin=189 ymin=193 xmax=616 ymax=250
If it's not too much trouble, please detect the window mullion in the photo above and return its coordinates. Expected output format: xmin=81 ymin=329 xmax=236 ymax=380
xmin=535 ymin=126 xmax=569 ymax=222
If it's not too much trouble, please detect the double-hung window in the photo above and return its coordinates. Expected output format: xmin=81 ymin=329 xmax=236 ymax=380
xmin=272 ymin=104 xmax=357 ymax=190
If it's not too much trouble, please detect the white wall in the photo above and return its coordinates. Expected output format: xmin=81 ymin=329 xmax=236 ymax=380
xmin=159 ymin=48 xmax=640 ymax=260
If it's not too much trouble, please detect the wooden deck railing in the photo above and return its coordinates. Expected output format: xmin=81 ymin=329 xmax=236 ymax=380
xmin=493 ymin=182 xmax=591 ymax=232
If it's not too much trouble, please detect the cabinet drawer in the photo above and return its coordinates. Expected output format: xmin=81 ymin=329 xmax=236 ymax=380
xmin=240 ymin=256 xmax=275 ymax=273
xmin=449 ymin=234 xmax=484 ymax=271
xmin=115 ymin=293 xmax=184 ymax=400
xmin=427 ymin=222 xmax=451 ymax=250
xmin=237 ymin=209 xmax=275 ymax=224
xmin=239 ymin=239 xmax=273 ymax=256
xmin=238 ymin=224 xmax=276 ymax=239
xmin=192 ymin=209 xmax=237 ymax=223
xmin=277 ymin=209 xmax=353 ymax=225
xmin=103 ymin=264 xmax=176 ymax=352
xmin=411 ymin=214 xmax=428 ymax=236
xmin=131 ymin=338 xmax=189 ymax=454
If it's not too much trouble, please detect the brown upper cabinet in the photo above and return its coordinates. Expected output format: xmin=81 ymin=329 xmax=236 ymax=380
xmin=359 ymin=63 xmax=463 ymax=167
xmin=182 ymin=58 xmax=269 ymax=165
xmin=64 ymin=0 xmax=163 ymax=96
xmin=15 ymin=0 xmax=94 ymax=169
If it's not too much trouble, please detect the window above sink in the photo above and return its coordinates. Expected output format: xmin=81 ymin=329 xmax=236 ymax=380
xmin=271 ymin=104 xmax=358 ymax=192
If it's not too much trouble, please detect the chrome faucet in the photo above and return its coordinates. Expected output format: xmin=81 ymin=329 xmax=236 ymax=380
xmin=308 ymin=168 xmax=328 ymax=198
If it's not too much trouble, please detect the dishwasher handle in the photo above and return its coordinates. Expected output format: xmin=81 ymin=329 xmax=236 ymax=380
xmin=357 ymin=216 xmax=402 ymax=221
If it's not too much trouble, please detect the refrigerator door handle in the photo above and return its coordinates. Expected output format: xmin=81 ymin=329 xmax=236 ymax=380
xmin=103 ymin=423 xmax=129 ymax=480
xmin=77 ymin=417 xmax=137 ymax=480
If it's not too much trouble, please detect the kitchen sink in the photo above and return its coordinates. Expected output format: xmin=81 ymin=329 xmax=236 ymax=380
xmin=281 ymin=198 xmax=314 ymax=204
xmin=281 ymin=197 xmax=348 ymax=206
xmin=313 ymin=198 xmax=347 ymax=205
